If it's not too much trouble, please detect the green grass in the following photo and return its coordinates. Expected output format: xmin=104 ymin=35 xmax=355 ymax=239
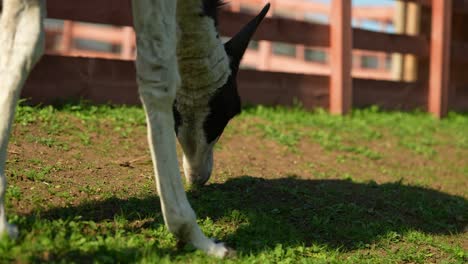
xmin=239 ymin=105 xmax=467 ymax=156
xmin=1 ymin=103 xmax=467 ymax=263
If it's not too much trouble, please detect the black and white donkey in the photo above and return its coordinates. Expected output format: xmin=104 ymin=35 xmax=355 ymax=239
xmin=0 ymin=0 xmax=269 ymax=258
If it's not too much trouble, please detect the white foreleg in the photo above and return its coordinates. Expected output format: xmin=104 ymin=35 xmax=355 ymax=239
xmin=0 ymin=0 xmax=45 ymax=238
xmin=131 ymin=0 xmax=229 ymax=258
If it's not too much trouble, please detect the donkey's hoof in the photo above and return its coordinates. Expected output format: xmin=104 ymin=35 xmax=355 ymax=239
xmin=187 ymin=176 xmax=210 ymax=187
xmin=207 ymin=241 xmax=236 ymax=258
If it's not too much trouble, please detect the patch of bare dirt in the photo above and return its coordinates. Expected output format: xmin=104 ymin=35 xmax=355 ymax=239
xmin=5 ymin=114 xmax=467 ymax=219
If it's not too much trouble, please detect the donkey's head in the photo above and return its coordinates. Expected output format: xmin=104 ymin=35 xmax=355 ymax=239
xmin=174 ymin=1 xmax=270 ymax=185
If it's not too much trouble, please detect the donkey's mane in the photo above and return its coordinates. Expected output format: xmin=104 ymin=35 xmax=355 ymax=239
xmin=202 ymin=0 xmax=226 ymax=26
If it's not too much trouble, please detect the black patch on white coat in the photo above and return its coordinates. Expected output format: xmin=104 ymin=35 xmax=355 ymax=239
xmin=174 ymin=0 xmax=232 ymax=139
xmin=173 ymin=74 xmax=241 ymax=144
xmin=174 ymin=1 xmax=270 ymax=143
xmin=173 ymin=103 xmax=182 ymax=135
xmin=201 ymin=0 xmax=225 ymax=27
xmin=203 ymin=73 xmax=241 ymax=143
xmin=172 ymin=72 xmax=241 ymax=144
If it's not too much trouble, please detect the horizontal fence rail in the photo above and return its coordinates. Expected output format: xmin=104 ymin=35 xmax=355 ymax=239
xmin=24 ymin=55 xmax=431 ymax=110
xmin=400 ymin=0 xmax=468 ymax=14
xmin=23 ymin=55 xmax=330 ymax=108
xmin=47 ymin=0 xmax=133 ymax=26
xmin=45 ymin=0 xmax=467 ymax=64
xmin=46 ymin=0 xmax=430 ymax=56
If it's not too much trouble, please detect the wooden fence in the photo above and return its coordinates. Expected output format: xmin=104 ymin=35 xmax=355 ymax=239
xmin=42 ymin=1 xmax=395 ymax=80
xmin=20 ymin=0 xmax=468 ymax=118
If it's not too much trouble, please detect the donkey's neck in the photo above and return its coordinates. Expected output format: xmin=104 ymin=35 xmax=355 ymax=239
xmin=176 ymin=0 xmax=231 ymax=107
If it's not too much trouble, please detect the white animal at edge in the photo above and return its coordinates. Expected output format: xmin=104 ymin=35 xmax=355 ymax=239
xmin=0 ymin=0 xmax=269 ymax=258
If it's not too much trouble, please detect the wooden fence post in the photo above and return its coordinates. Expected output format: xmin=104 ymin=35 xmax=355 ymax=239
xmin=62 ymin=20 xmax=74 ymax=53
xmin=403 ymin=2 xmax=421 ymax=82
xmin=429 ymin=0 xmax=452 ymax=118
xmin=121 ymin=26 xmax=134 ymax=60
xmin=258 ymin=0 xmax=274 ymax=71
xmin=330 ymin=0 xmax=352 ymax=115
xmin=392 ymin=1 xmax=406 ymax=81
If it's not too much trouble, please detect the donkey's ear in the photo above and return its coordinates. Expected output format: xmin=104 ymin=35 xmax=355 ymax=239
xmin=224 ymin=3 xmax=270 ymax=70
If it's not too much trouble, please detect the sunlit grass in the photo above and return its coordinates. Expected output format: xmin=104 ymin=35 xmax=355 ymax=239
xmin=1 ymin=102 xmax=466 ymax=263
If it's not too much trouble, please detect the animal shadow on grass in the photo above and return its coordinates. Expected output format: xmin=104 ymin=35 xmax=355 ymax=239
xmin=32 ymin=176 xmax=467 ymax=258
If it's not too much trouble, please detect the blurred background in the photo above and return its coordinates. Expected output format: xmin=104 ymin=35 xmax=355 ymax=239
xmin=44 ymin=0 xmax=397 ymax=80
xmin=17 ymin=0 xmax=467 ymax=116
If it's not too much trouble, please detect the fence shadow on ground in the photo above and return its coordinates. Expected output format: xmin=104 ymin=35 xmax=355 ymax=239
xmin=34 ymin=175 xmax=467 ymax=257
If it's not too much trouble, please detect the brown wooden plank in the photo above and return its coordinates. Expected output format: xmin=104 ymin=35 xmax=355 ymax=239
xmin=71 ymin=23 xmax=125 ymax=44
xmin=46 ymin=1 xmax=429 ymax=56
xmin=400 ymin=0 xmax=468 ymax=14
xmin=219 ymin=10 xmax=330 ymax=46
xmin=238 ymin=70 xmax=329 ymax=109
xmin=353 ymin=28 xmax=429 ymax=57
xmin=398 ymin=0 xmax=432 ymax=6
xmin=24 ymin=54 xmax=433 ymax=112
xmin=61 ymin=21 xmax=73 ymax=52
xmin=45 ymin=0 xmax=468 ymax=28
xmin=46 ymin=49 xmax=126 ymax=60
xmin=329 ymin=0 xmax=352 ymax=115
xmin=23 ymin=55 xmax=439 ymax=112
xmin=221 ymin=10 xmax=428 ymax=56
xmin=452 ymin=85 xmax=468 ymax=112
xmin=22 ymin=55 xmax=139 ymax=105
xmin=47 ymin=1 xmax=331 ymax=47
xmin=47 ymin=0 xmax=133 ymax=26
xmin=353 ymin=79 xmax=427 ymax=110
xmin=22 ymin=55 xmax=330 ymax=109
xmin=428 ymin=0 xmax=453 ymax=118
xmin=452 ymin=42 xmax=468 ymax=64
xmin=121 ymin=27 xmax=135 ymax=60
xmin=452 ymin=0 xmax=468 ymax=14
